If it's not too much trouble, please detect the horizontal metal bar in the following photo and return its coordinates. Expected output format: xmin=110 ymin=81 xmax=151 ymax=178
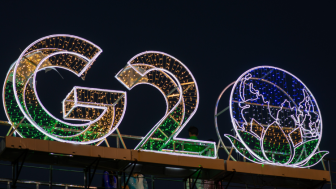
xmin=0 ymin=163 xmax=83 ymax=173
xmin=161 ymin=149 xmax=200 ymax=155
xmin=109 ymin=133 xmax=162 ymax=141
xmin=180 ymin=82 xmax=194 ymax=86
xmin=0 ymin=121 xmax=163 ymax=141
xmin=0 ymin=120 xmax=9 ymax=126
xmin=0 ymin=178 xmax=97 ymax=188
xmin=0 ymin=122 xmax=215 ymax=146
xmin=215 ymin=106 xmax=229 ymax=117
xmin=219 ymin=145 xmax=290 ymax=156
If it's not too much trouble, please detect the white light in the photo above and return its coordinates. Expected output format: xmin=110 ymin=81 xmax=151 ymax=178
xmin=224 ymin=66 xmax=327 ymax=168
xmin=116 ymin=51 xmax=216 ymax=158
xmin=7 ymin=34 xmax=127 ymax=144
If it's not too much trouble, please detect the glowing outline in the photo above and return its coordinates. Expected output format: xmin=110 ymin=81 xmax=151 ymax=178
xmin=7 ymin=34 xmax=127 ymax=144
xmin=116 ymin=51 xmax=216 ymax=159
xmin=226 ymin=66 xmax=327 ymax=167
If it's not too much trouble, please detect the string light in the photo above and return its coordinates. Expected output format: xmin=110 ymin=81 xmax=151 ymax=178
xmin=115 ymin=51 xmax=216 ymax=159
xmin=224 ymin=66 xmax=328 ymax=167
xmin=3 ymin=34 xmax=126 ymax=144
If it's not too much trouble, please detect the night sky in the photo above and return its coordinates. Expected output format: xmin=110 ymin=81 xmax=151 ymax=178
xmin=0 ymin=1 xmax=335 ymax=188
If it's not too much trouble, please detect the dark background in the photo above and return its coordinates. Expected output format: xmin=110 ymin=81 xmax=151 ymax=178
xmin=0 ymin=1 xmax=335 ymax=188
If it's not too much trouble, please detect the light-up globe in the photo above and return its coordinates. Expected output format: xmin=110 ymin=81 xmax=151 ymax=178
xmin=225 ymin=66 xmax=328 ymax=168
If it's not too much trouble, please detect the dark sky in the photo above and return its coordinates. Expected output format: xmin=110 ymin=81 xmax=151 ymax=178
xmin=0 ymin=1 xmax=335 ymax=188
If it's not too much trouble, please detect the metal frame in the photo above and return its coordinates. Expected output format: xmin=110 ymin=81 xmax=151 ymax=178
xmin=326 ymin=158 xmax=335 ymax=189
xmin=184 ymin=167 xmax=203 ymax=189
xmin=11 ymin=149 xmax=29 ymax=188
xmin=84 ymin=157 xmax=101 ymax=188
xmin=191 ymin=168 xmax=202 ymax=189
xmin=50 ymin=165 xmax=53 ymax=189
xmin=0 ymin=155 xmax=332 ymax=189
xmin=224 ymin=171 xmax=235 ymax=189
xmin=123 ymin=160 xmax=137 ymax=187
xmin=0 ymin=178 xmax=97 ymax=189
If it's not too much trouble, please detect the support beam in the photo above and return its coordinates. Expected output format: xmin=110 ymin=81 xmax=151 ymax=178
xmin=84 ymin=157 xmax=101 ymax=188
xmin=215 ymin=171 xmax=235 ymax=184
xmin=191 ymin=168 xmax=202 ymax=189
xmin=8 ymin=118 xmax=25 ymax=137
xmin=116 ymin=128 xmax=127 ymax=149
xmin=11 ymin=149 xmax=29 ymax=188
xmin=124 ymin=161 xmax=137 ymax=187
xmin=224 ymin=171 xmax=235 ymax=189
xmin=116 ymin=135 xmax=120 ymax=148
xmin=328 ymin=160 xmax=333 ymax=189
xmin=215 ymin=106 xmax=229 ymax=117
xmin=309 ymin=179 xmax=326 ymax=189
xmin=117 ymin=172 xmax=122 ymax=189
xmin=151 ymin=175 xmax=155 ymax=189
xmin=185 ymin=167 xmax=202 ymax=189
xmin=104 ymin=139 xmax=110 ymax=147
xmin=84 ymin=169 xmax=87 ymax=188
xmin=49 ymin=165 xmax=52 ymax=189
xmin=227 ymin=140 xmax=236 ymax=161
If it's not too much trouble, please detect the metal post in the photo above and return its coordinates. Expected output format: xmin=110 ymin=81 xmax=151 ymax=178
xmin=12 ymin=163 xmax=15 ymax=188
xmin=116 ymin=136 xmax=120 ymax=148
xmin=151 ymin=175 xmax=155 ymax=189
xmin=328 ymin=160 xmax=333 ymax=189
xmin=117 ymin=172 xmax=122 ymax=189
xmin=36 ymin=183 xmax=39 ymax=189
xmin=319 ymin=147 xmax=326 ymax=170
xmin=49 ymin=165 xmax=52 ymax=189
xmin=216 ymin=140 xmax=221 ymax=159
xmin=7 ymin=181 xmax=10 ymax=189
xmin=116 ymin=128 xmax=127 ymax=149
xmin=11 ymin=150 xmax=28 ymax=188
xmin=123 ymin=171 xmax=126 ymax=187
xmin=84 ymin=169 xmax=87 ymax=188
xmin=227 ymin=139 xmax=236 ymax=161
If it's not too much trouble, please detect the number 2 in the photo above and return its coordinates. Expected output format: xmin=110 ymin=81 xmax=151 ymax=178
xmin=116 ymin=51 xmax=216 ymax=158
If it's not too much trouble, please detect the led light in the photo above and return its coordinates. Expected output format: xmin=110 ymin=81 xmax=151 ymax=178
xmin=221 ymin=66 xmax=327 ymax=168
xmin=116 ymin=51 xmax=216 ymax=158
xmin=3 ymin=35 xmax=127 ymax=144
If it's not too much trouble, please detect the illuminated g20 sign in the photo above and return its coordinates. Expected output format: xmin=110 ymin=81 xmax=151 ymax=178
xmin=3 ymin=34 xmax=216 ymax=159
xmin=219 ymin=66 xmax=328 ymax=168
